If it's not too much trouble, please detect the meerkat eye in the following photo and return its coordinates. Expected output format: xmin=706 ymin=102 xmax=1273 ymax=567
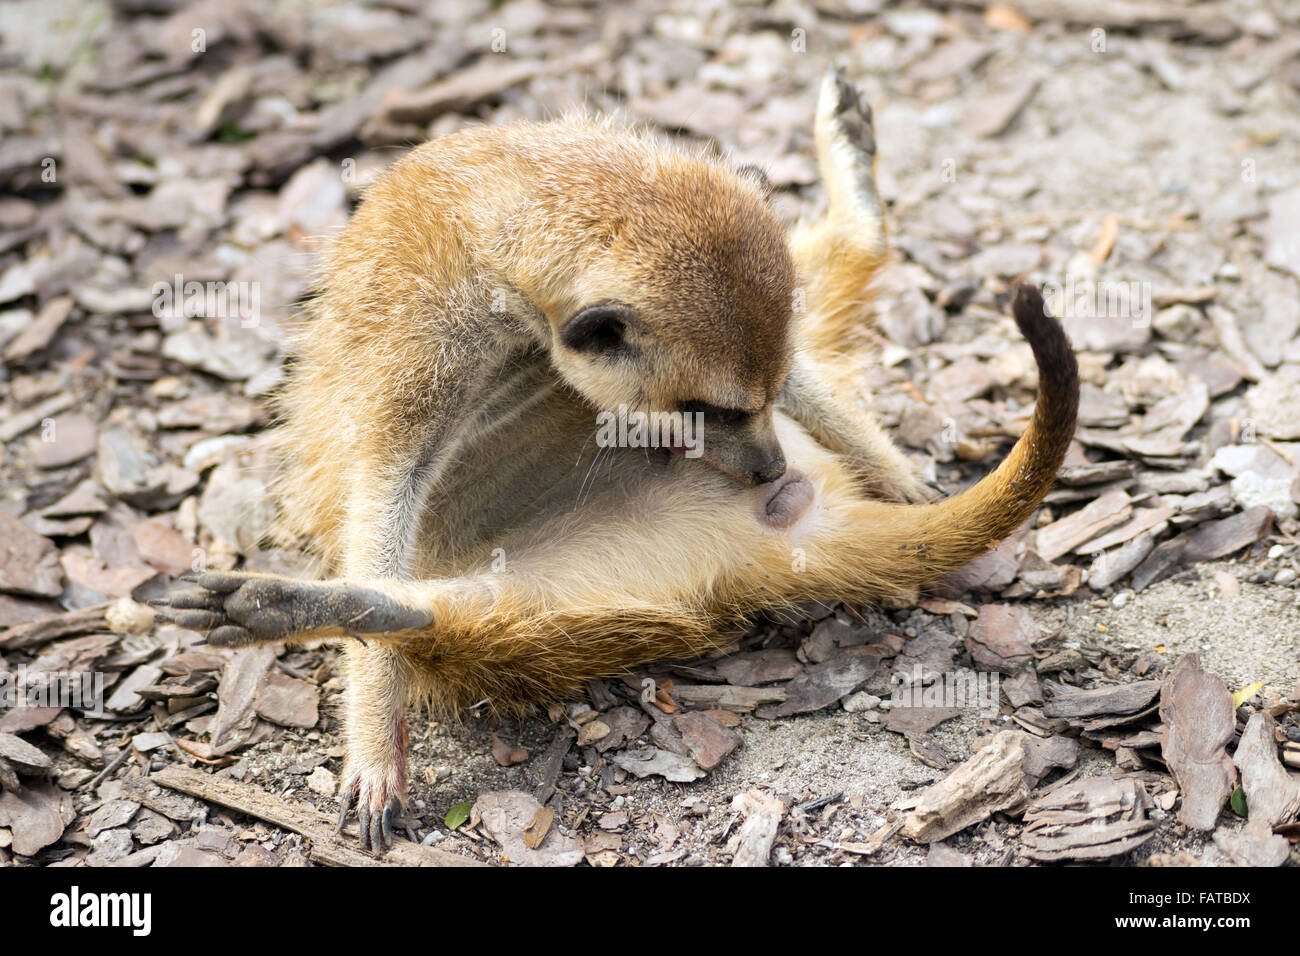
xmin=680 ymin=400 xmax=749 ymax=426
xmin=560 ymin=304 xmax=630 ymax=355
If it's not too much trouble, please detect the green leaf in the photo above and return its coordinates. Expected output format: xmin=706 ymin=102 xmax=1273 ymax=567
xmin=444 ymin=800 xmax=473 ymax=829
xmin=1229 ymin=786 xmax=1247 ymax=819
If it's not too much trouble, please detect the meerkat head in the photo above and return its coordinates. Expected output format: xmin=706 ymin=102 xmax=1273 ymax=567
xmin=520 ymin=145 xmax=796 ymax=486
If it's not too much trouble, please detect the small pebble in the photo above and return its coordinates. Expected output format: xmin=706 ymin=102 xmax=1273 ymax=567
xmin=1275 ymin=568 xmax=1297 ymax=585
xmin=1112 ymin=591 xmax=1131 ymax=608
xmin=1269 ymin=544 xmax=1287 ymax=560
xmin=842 ymin=691 xmax=882 ymax=713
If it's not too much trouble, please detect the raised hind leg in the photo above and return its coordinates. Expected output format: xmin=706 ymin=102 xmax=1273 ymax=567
xmin=782 ymin=67 xmax=929 ymax=502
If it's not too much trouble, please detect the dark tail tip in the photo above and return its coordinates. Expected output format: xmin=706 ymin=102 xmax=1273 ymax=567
xmin=1012 ymin=282 xmax=1079 ymax=427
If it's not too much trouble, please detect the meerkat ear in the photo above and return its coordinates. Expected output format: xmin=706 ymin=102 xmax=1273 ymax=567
xmin=736 ymin=164 xmax=773 ymax=198
xmin=559 ymin=304 xmax=632 ymax=355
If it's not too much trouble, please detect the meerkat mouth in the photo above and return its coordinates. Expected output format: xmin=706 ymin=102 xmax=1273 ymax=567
xmin=754 ymin=469 xmax=814 ymax=529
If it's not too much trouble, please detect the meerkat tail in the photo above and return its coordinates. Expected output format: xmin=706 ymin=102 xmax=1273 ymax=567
xmin=810 ymin=283 xmax=1079 ymax=597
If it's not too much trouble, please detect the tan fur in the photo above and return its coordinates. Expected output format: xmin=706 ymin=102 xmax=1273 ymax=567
xmin=168 ymin=69 xmax=1078 ymax=848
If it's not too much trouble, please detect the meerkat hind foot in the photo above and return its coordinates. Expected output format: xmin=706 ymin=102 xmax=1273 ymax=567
xmin=337 ymin=767 xmax=403 ymax=853
xmin=817 ymin=65 xmax=885 ymax=227
xmin=154 ymin=572 xmax=432 ymax=647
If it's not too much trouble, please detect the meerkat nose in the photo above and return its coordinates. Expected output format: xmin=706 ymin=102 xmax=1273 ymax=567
xmin=751 ymin=454 xmax=787 ymax=485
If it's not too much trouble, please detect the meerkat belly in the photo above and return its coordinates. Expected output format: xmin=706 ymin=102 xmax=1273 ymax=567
xmin=411 ymin=354 xmax=665 ymax=574
xmin=416 ymin=378 xmax=829 ymax=579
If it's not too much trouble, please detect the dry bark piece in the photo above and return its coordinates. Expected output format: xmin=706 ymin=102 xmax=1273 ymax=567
xmin=0 ymin=731 xmax=53 ymax=773
xmin=253 ymin=671 xmax=319 ymax=729
xmin=1043 ymin=680 xmax=1161 ymax=719
xmin=908 ymin=732 xmax=952 ymax=770
xmin=474 ymin=790 xmax=583 ymax=867
xmin=209 ymin=646 xmax=277 ymax=755
xmin=757 ymin=654 xmax=879 ymax=718
xmin=1159 ymin=654 xmax=1236 ymax=830
xmin=382 ymin=58 xmax=545 ymax=124
xmin=966 ymin=604 xmax=1039 ymax=674
xmin=593 ymin=705 xmax=650 ymax=754
xmin=149 ymin=765 xmax=471 ymax=866
xmin=1004 ymin=671 xmax=1043 ymax=707
xmin=105 ymin=664 xmax=165 ymax=714
xmin=3 ymin=296 xmax=73 ymax=362
xmin=884 ymin=707 xmax=961 ymax=736
xmin=963 ymin=77 xmax=1038 ymax=138
xmin=729 ymin=790 xmax=786 ymax=867
xmin=900 ymin=730 xmax=1074 ymax=843
xmin=490 ymin=734 xmax=529 ymax=767
xmin=83 ymin=798 xmax=141 ymax=837
xmin=1181 ymin=506 xmax=1273 ymax=563
xmin=1035 ymin=489 xmax=1133 ymax=562
xmin=1020 ymin=775 xmax=1157 ymax=861
xmin=671 ymin=711 xmax=741 ymax=771
xmin=523 ymin=806 xmax=554 ymax=850
xmin=0 ymin=781 xmax=75 ymax=856
xmin=713 ymin=648 xmax=801 ymax=686
xmin=1075 ymin=505 xmax=1176 ymax=555
xmin=671 ymin=683 xmax=785 ymax=712
xmin=1088 ymin=526 xmax=1162 ymax=590
xmin=611 ymin=748 xmax=705 ymax=783
xmin=0 ymin=509 xmax=63 ymax=598
xmin=1225 ymin=711 xmax=1300 ymax=866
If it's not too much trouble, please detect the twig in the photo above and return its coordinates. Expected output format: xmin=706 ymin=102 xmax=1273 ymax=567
xmin=149 ymin=765 xmax=484 ymax=867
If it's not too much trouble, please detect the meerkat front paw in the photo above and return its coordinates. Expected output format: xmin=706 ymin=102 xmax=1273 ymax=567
xmin=338 ymin=738 xmax=408 ymax=853
xmin=153 ymin=572 xmax=433 ymax=646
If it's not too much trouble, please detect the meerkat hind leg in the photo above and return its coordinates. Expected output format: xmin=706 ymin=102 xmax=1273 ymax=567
xmin=155 ymin=571 xmax=434 ymax=647
xmin=816 ymin=65 xmax=886 ymax=244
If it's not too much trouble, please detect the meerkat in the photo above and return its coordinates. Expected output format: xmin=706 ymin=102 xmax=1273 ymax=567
xmin=157 ymin=67 xmax=1079 ymax=852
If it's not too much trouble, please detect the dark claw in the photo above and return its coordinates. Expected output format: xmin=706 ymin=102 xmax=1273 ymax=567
xmin=336 ymin=792 xmax=352 ymax=834
xmin=358 ymin=804 xmax=371 ymax=851
xmin=381 ymin=804 xmax=394 ymax=848
xmin=370 ymin=810 xmax=384 ymax=852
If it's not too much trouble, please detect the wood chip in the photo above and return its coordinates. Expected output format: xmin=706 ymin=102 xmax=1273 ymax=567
xmin=150 ymin=765 xmax=474 ymax=866
xmin=0 ymin=509 xmax=63 ymax=598
xmin=1075 ymin=505 xmax=1176 ymax=555
xmin=729 ymin=790 xmax=785 ymax=867
xmin=672 ymin=711 xmax=741 ymax=771
xmin=209 ymin=645 xmax=276 ymax=755
xmin=900 ymin=730 xmax=1073 ymax=843
xmin=756 ymin=654 xmax=879 ymax=718
xmin=1159 ymin=654 xmax=1236 ymax=830
xmin=1020 ymin=775 xmax=1157 ymax=861
xmin=1035 ymin=489 xmax=1132 ymax=561
xmin=1043 ymin=680 xmax=1161 ymax=719
xmin=966 ymin=604 xmax=1039 ymax=674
